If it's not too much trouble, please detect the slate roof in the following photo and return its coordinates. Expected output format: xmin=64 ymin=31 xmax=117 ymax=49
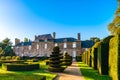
xmin=81 ymin=40 xmax=94 ymax=48
xmin=54 ymin=38 xmax=77 ymax=43
xmin=15 ymin=41 xmax=32 ymax=46
xmin=37 ymin=34 xmax=53 ymax=40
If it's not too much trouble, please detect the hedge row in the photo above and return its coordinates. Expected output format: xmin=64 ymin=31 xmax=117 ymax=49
xmin=109 ymin=35 xmax=120 ymax=80
xmin=82 ymin=35 xmax=120 ymax=80
xmin=2 ymin=63 xmax=39 ymax=71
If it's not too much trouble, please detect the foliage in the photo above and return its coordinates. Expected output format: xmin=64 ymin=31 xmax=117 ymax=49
xmin=2 ymin=63 xmax=39 ymax=71
xmin=5 ymin=56 xmax=11 ymax=60
xmin=0 ymin=56 xmax=6 ymax=60
xmin=109 ymin=35 xmax=120 ymax=80
xmin=48 ymin=46 xmax=65 ymax=72
xmin=0 ymin=61 xmax=56 ymax=80
xmin=62 ymin=52 xmax=72 ymax=66
xmin=90 ymin=37 xmax=100 ymax=42
xmin=0 ymin=38 xmax=15 ymax=56
xmin=0 ymin=47 xmax=4 ymax=56
xmin=24 ymin=37 xmax=29 ymax=42
xmin=78 ymin=62 xmax=111 ymax=80
xmin=97 ymin=36 xmax=113 ymax=75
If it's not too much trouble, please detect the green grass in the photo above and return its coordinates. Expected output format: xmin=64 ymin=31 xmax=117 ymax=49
xmin=0 ymin=61 xmax=56 ymax=80
xmin=78 ymin=62 xmax=111 ymax=80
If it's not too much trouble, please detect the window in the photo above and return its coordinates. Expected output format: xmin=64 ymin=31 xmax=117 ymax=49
xmin=37 ymin=44 xmax=39 ymax=49
xmin=64 ymin=43 xmax=67 ymax=48
xmin=29 ymin=45 xmax=31 ymax=50
xmin=45 ymin=44 xmax=47 ymax=49
xmin=55 ymin=43 xmax=58 ymax=46
xmin=73 ymin=42 xmax=76 ymax=48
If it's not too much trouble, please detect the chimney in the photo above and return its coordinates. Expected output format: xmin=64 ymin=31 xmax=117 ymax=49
xmin=15 ymin=38 xmax=20 ymax=45
xmin=35 ymin=35 xmax=38 ymax=40
xmin=53 ymin=32 xmax=56 ymax=39
xmin=78 ymin=33 xmax=80 ymax=41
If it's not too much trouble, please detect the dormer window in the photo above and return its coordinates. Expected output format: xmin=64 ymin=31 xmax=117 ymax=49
xmin=29 ymin=45 xmax=31 ymax=50
xmin=73 ymin=42 xmax=76 ymax=48
xmin=64 ymin=43 xmax=67 ymax=48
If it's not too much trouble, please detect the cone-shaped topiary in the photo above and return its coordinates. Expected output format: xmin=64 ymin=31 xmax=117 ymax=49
xmin=62 ymin=52 xmax=72 ymax=66
xmin=48 ymin=46 xmax=65 ymax=72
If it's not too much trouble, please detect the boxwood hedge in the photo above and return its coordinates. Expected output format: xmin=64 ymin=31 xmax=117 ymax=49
xmin=2 ymin=63 xmax=39 ymax=71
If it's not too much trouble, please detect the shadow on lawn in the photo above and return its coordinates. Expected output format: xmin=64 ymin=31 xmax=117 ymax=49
xmin=79 ymin=62 xmax=111 ymax=80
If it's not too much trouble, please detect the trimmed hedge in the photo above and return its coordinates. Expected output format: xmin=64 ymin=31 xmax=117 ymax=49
xmin=109 ymin=35 xmax=120 ymax=80
xmin=97 ymin=35 xmax=113 ymax=75
xmin=91 ymin=42 xmax=101 ymax=70
xmin=2 ymin=63 xmax=39 ymax=71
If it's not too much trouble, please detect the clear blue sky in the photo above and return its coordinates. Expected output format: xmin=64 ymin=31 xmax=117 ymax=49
xmin=0 ymin=0 xmax=117 ymax=43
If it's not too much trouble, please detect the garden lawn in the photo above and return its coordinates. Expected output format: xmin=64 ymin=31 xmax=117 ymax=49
xmin=0 ymin=61 xmax=56 ymax=80
xmin=78 ymin=62 xmax=111 ymax=80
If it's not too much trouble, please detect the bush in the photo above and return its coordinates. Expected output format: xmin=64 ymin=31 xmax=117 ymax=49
xmin=48 ymin=46 xmax=65 ymax=72
xmin=6 ymin=56 xmax=11 ymax=60
xmin=12 ymin=56 xmax=16 ymax=60
xmin=97 ymin=36 xmax=113 ymax=75
xmin=109 ymin=35 xmax=120 ymax=80
xmin=2 ymin=63 xmax=39 ymax=71
xmin=76 ymin=56 xmax=82 ymax=62
xmin=1 ymin=56 xmax=6 ymax=60
xmin=16 ymin=56 xmax=21 ymax=60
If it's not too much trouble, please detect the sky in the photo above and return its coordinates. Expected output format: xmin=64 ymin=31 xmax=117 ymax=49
xmin=0 ymin=0 xmax=118 ymax=44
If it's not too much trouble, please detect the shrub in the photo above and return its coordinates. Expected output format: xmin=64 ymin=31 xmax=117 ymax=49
xmin=16 ymin=56 xmax=21 ymax=60
xmin=62 ymin=52 xmax=72 ymax=66
xmin=76 ymin=55 xmax=82 ymax=62
xmin=48 ymin=46 xmax=65 ymax=72
xmin=5 ymin=56 xmax=11 ymax=60
xmin=109 ymin=35 xmax=120 ymax=80
xmin=12 ymin=56 xmax=16 ymax=60
xmin=1 ymin=56 xmax=6 ymax=60
xmin=97 ymin=35 xmax=113 ymax=75
xmin=2 ymin=63 xmax=39 ymax=71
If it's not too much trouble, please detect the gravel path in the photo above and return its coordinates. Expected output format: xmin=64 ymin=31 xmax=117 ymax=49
xmin=54 ymin=62 xmax=84 ymax=80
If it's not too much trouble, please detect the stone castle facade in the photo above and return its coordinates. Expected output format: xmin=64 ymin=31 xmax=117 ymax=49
xmin=13 ymin=32 xmax=94 ymax=60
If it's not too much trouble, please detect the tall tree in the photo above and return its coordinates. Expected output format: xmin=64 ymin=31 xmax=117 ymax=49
xmin=24 ymin=37 xmax=28 ymax=42
xmin=108 ymin=0 xmax=120 ymax=35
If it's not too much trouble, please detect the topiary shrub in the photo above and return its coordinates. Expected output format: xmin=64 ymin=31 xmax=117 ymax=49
xmin=12 ymin=56 xmax=16 ymax=60
xmin=97 ymin=35 xmax=113 ymax=75
xmin=5 ymin=56 xmax=11 ymax=60
xmin=62 ymin=52 xmax=72 ymax=66
xmin=109 ymin=35 xmax=120 ymax=80
xmin=2 ymin=63 xmax=39 ymax=71
xmin=16 ymin=56 xmax=21 ymax=60
xmin=76 ymin=55 xmax=82 ymax=62
xmin=0 ymin=56 xmax=6 ymax=60
xmin=48 ymin=46 xmax=65 ymax=72
xmin=91 ymin=42 xmax=101 ymax=70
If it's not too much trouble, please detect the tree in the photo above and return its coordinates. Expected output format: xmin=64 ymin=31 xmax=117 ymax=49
xmin=0 ymin=47 xmax=4 ymax=56
xmin=107 ymin=0 xmax=120 ymax=35
xmin=90 ymin=37 xmax=100 ymax=42
xmin=0 ymin=38 xmax=15 ymax=56
xmin=24 ymin=38 xmax=28 ymax=42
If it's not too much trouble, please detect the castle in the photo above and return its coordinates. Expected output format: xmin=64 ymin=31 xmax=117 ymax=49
xmin=13 ymin=32 xmax=94 ymax=60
